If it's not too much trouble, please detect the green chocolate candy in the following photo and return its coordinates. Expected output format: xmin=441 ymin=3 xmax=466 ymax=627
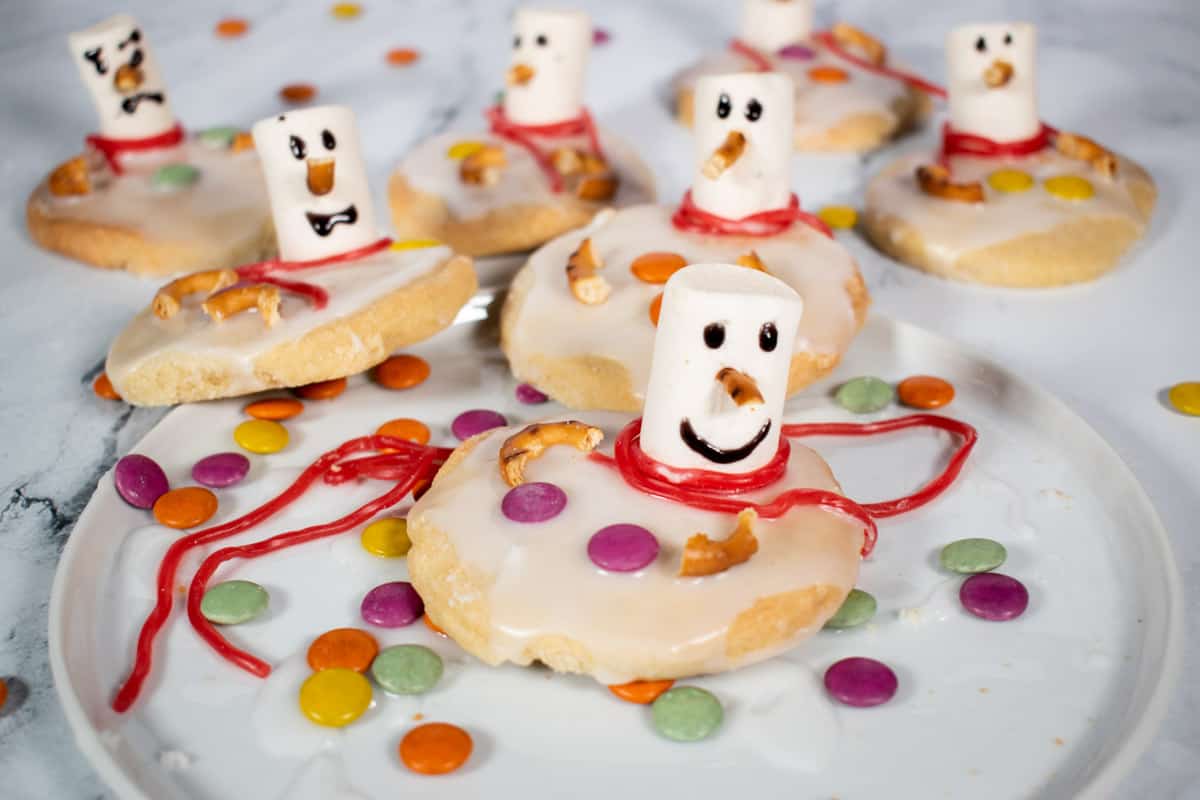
xmin=152 ymin=163 xmax=201 ymax=190
xmin=939 ymin=537 xmax=1007 ymax=574
xmin=371 ymin=644 xmax=443 ymax=695
xmin=197 ymin=126 xmax=241 ymax=148
xmin=835 ymin=376 xmax=894 ymax=414
xmin=200 ymin=580 xmax=269 ymax=625
xmin=824 ymin=588 xmax=877 ymax=629
xmin=652 ymin=686 xmax=723 ymax=742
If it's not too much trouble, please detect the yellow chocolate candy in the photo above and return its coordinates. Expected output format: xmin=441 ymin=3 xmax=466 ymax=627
xmin=361 ymin=518 xmax=412 ymax=558
xmin=1168 ymin=382 xmax=1200 ymax=416
xmin=331 ymin=3 xmax=362 ymax=19
xmin=299 ymin=668 xmax=372 ymax=727
xmin=818 ymin=205 xmax=858 ymax=229
xmin=391 ymin=238 xmax=442 ymax=251
xmin=447 ymin=141 xmax=485 ymax=160
xmin=233 ymin=419 xmax=289 ymax=454
xmin=1044 ymin=175 xmax=1094 ymax=201
xmin=987 ymin=169 xmax=1034 ymax=193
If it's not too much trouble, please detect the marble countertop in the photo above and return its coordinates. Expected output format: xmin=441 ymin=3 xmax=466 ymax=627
xmin=0 ymin=0 xmax=1196 ymax=797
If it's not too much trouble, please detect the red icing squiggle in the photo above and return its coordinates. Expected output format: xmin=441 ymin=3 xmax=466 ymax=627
xmin=85 ymin=124 xmax=186 ymax=175
xmin=672 ymin=191 xmax=833 ymax=239
xmin=938 ymin=122 xmax=1056 ymax=164
xmin=232 ymin=237 xmax=394 ymax=311
xmin=485 ymin=105 xmax=605 ymax=193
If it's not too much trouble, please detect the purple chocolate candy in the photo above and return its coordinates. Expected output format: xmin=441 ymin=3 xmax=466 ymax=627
xmin=515 ymin=383 xmax=549 ymax=404
xmin=502 ymin=482 xmax=567 ymax=523
xmin=778 ymin=43 xmax=816 ymax=60
xmin=451 ymin=409 xmax=508 ymax=441
xmin=114 ymin=454 xmax=170 ymax=509
xmin=960 ymin=572 xmax=1029 ymax=621
xmin=192 ymin=452 xmax=251 ymax=488
xmin=588 ymin=524 xmax=659 ymax=572
xmin=824 ymin=657 xmax=898 ymax=707
xmin=360 ymin=581 xmax=425 ymax=628
xmin=593 ymin=27 xmax=611 ymax=45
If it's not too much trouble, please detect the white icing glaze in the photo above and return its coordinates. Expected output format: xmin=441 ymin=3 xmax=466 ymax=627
xmin=504 ymin=8 xmax=592 ymax=126
xmin=411 ymin=421 xmax=863 ymax=683
xmin=740 ymin=0 xmax=813 ymax=53
xmin=506 ymin=204 xmax=862 ymax=404
xmin=947 ymin=22 xmax=1039 ymax=143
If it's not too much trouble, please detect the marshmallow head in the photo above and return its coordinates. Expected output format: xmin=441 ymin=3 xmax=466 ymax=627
xmin=641 ymin=264 xmax=804 ymax=474
xmin=68 ymin=14 xmax=176 ymax=139
xmin=252 ymin=106 xmax=380 ymax=262
xmin=946 ymin=22 xmax=1039 ymax=142
xmin=739 ymin=0 xmax=813 ymax=53
xmin=691 ymin=73 xmax=793 ymax=220
xmin=503 ymin=8 xmax=592 ymax=125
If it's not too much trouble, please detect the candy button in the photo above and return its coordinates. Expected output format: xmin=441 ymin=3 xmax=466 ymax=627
xmin=808 ymin=65 xmax=850 ymax=83
xmin=374 ymin=354 xmax=430 ymax=390
xmin=361 ymin=518 xmax=411 ymax=558
xmin=331 ymin=2 xmax=362 ymax=19
xmin=153 ymin=487 xmax=218 ymax=529
xmin=191 ymin=452 xmax=250 ymax=488
xmin=387 ymin=47 xmax=421 ymax=66
xmin=308 ymin=628 xmax=379 ymax=672
xmin=399 ymin=722 xmax=473 ymax=775
xmin=451 ymin=409 xmax=507 ymax=440
xmin=152 ymin=164 xmax=200 ymax=191
xmin=447 ymin=141 xmax=486 ymax=160
xmin=92 ymin=372 xmax=121 ymax=400
xmin=215 ymin=17 xmax=249 ymax=38
xmin=940 ymin=538 xmax=1007 ymax=574
xmin=515 ymin=383 xmax=549 ymax=404
xmin=1168 ymin=382 xmax=1200 ymax=416
xmin=960 ymin=573 xmax=1029 ymax=621
xmin=818 ymin=205 xmax=858 ymax=229
xmin=198 ymin=126 xmax=241 ymax=149
xmin=897 ymin=375 xmax=955 ymax=409
xmin=201 ymin=580 xmax=269 ymax=625
xmin=987 ymin=168 xmax=1034 ymax=193
xmin=823 ymin=588 xmax=877 ymax=629
xmin=234 ymin=419 xmax=289 ymax=454
xmin=778 ymin=43 xmax=816 ymax=60
xmin=280 ymin=83 xmax=317 ymax=104
xmin=609 ymin=679 xmax=674 ymax=705
xmin=588 ymin=524 xmax=659 ymax=572
xmin=244 ymin=397 xmax=304 ymax=420
xmin=114 ymin=454 xmax=169 ymax=509
xmin=361 ymin=581 xmax=425 ymax=628
xmin=376 ymin=418 xmax=431 ymax=445
xmin=372 ymin=644 xmax=444 ymax=695
xmin=390 ymin=238 xmax=440 ymax=250
xmin=824 ymin=657 xmax=898 ymax=707
xmin=501 ymin=482 xmax=567 ymax=523
xmin=593 ymin=28 xmax=611 ymax=45
xmin=1044 ymin=175 xmax=1094 ymax=201
xmin=835 ymin=376 xmax=894 ymax=413
xmin=649 ymin=293 xmax=663 ymax=326
xmin=652 ymin=686 xmax=723 ymax=742
xmin=630 ymin=251 xmax=688 ymax=284
xmin=299 ymin=669 xmax=372 ymax=728
xmin=294 ymin=377 xmax=346 ymax=400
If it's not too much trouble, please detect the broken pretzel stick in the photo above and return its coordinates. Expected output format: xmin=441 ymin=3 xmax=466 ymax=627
xmin=507 ymin=63 xmax=535 ymax=87
xmin=153 ymin=269 xmax=239 ymax=320
xmin=716 ymin=367 xmax=764 ymax=407
xmin=680 ymin=508 xmax=759 ymax=577
xmin=202 ymin=284 xmax=281 ymax=327
xmin=576 ymin=173 xmax=619 ymax=202
xmin=915 ymin=164 xmax=984 ymax=204
xmin=702 ymin=131 xmax=746 ymax=179
xmin=565 ymin=237 xmax=611 ymax=304
xmin=499 ymin=420 xmax=604 ymax=488
xmin=48 ymin=156 xmax=91 ymax=197
xmin=1054 ymin=131 xmax=1118 ymax=178
xmin=831 ymin=22 xmax=887 ymax=67
xmin=736 ymin=251 xmax=768 ymax=273
xmin=459 ymin=144 xmax=507 ymax=186
xmin=983 ymin=59 xmax=1013 ymax=88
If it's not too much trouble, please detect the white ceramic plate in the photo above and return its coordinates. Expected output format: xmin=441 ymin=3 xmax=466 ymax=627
xmin=49 ymin=308 xmax=1182 ymax=800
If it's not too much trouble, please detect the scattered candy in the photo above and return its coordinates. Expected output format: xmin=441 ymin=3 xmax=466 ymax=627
xmin=114 ymin=454 xmax=169 ymax=509
xmin=987 ymin=168 xmax=1034 ymax=193
xmin=360 ymin=518 xmax=411 ymax=557
xmin=308 ymin=628 xmax=379 ymax=672
xmin=279 ymin=83 xmax=317 ymax=104
xmin=244 ymin=397 xmax=304 ymax=420
xmin=191 ymin=452 xmax=251 ymax=488
xmin=215 ymin=18 xmax=249 ymax=38
xmin=451 ymin=409 xmax=507 ymax=440
xmin=818 ymin=204 xmax=858 ymax=229
xmin=375 ymin=418 xmax=431 ymax=445
xmin=331 ymin=2 xmax=362 ymax=19
xmin=824 ymin=588 xmax=877 ymax=629
xmin=197 ymin=126 xmax=241 ymax=149
xmin=299 ymin=668 xmax=372 ymax=727
xmin=386 ymin=47 xmax=421 ymax=66
xmin=230 ymin=132 xmax=255 ymax=152
xmin=896 ymin=375 xmax=955 ymax=409
xmin=424 ymin=615 xmax=448 ymax=637
xmin=1168 ymin=382 xmax=1200 ymax=416
xmin=361 ymin=581 xmax=425 ymax=628
xmin=153 ymin=486 xmax=218 ymax=529
xmin=152 ymin=164 xmax=201 ymax=191
xmin=501 ymin=482 xmax=567 ymax=523
xmin=588 ymin=524 xmax=659 ymax=572
xmin=652 ymin=686 xmax=723 ymax=742
xmin=373 ymin=354 xmax=430 ymax=390
xmin=1044 ymin=175 xmax=1094 ymax=201
xmin=234 ymin=419 xmax=289 ymax=454
xmin=824 ymin=657 xmax=898 ymax=707
xmin=630 ymin=251 xmax=688 ymax=284
xmin=940 ymin=538 xmax=1007 ymax=574
xmin=200 ymin=580 xmax=269 ymax=625
xmin=778 ymin=43 xmax=816 ymax=60
xmin=608 ymin=679 xmax=674 ymax=705
xmin=294 ymin=377 xmax=346 ymax=400
xmin=390 ymin=237 xmax=440 ymax=250
xmin=372 ymin=644 xmax=444 ymax=695
xmin=960 ymin=573 xmax=1029 ymax=621
xmin=92 ymin=372 xmax=121 ymax=400
xmin=649 ymin=293 xmax=663 ymax=326
xmin=593 ymin=27 xmax=611 ymax=45
xmin=515 ymin=383 xmax=549 ymax=404
xmin=808 ymin=65 xmax=850 ymax=83
xmin=835 ymin=376 xmax=894 ymax=413
xmin=399 ymin=722 xmax=473 ymax=775
xmin=446 ymin=140 xmax=485 ymax=160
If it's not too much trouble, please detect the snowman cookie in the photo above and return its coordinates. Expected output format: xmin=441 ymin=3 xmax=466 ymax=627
xmin=388 ymin=7 xmax=655 ymax=257
xmin=863 ymin=23 xmax=1156 ymax=287
xmin=502 ymin=73 xmax=868 ymax=412
xmin=673 ymin=0 xmax=930 ymax=153
xmin=26 ymin=14 xmax=273 ymax=276
xmin=107 ymin=106 xmax=476 ymax=406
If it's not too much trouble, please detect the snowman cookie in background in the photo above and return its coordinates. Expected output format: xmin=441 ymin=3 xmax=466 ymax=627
xmin=106 ymin=105 xmax=476 ymax=405
xmin=26 ymin=14 xmax=273 ymax=276
xmin=672 ymin=0 xmax=931 ymax=153
xmin=863 ymin=22 xmax=1156 ymax=287
xmin=388 ymin=7 xmax=655 ymax=257
xmin=501 ymin=72 xmax=867 ymax=412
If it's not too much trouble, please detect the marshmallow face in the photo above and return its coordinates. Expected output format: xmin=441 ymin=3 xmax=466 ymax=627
xmin=68 ymin=14 xmax=176 ymax=139
xmin=691 ymin=73 xmax=794 ymax=220
xmin=946 ymin=22 xmax=1039 ymax=142
xmin=739 ymin=0 xmax=813 ymax=52
xmin=252 ymin=106 xmax=379 ymax=262
xmin=503 ymin=8 xmax=592 ymax=125
xmin=641 ymin=263 xmax=804 ymax=474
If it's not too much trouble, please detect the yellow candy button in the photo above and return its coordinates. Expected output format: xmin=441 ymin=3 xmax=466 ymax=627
xmin=1044 ymin=175 xmax=1094 ymax=201
xmin=331 ymin=3 xmax=362 ymax=19
xmin=987 ymin=169 xmax=1034 ymax=193
xmin=299 ymin=668 xmax=372 ymax=727
xmin=818 ymin=205 xmax=858 ymax=229
xmin=447 ymin=141 xmax=485 ymax=160
xmin=361 ymin=518 xmax=412 ymax=558
xmin=1168 ymin=382 xmax=1200 ymax=416
xmin=233 ymin=419 xmax=289 ymax=454
xmin=391 ymin=238 xmax=441 ymax=251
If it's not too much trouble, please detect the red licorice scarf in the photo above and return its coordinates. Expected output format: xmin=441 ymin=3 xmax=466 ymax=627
xmin=233 ymin=236 xmax=394 ymax=310
xmin=486 ymin=105 xmax=605 ymax=193
xmin=672 ymin=191 xmax=833 ymax=238
xmin=937 ymin=121 xmax=1056 ymax=165
xmin=85 ymin=123 xmax=186 ymax=175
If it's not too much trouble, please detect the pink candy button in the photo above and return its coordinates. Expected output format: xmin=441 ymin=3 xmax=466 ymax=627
xmin=451 ymin=409 xmax=507 ymax=441
xmin=824 ymin=657 xmax=898 ymax=707
xmin=959 ymin=573 xmax=1029 ymax=621
xmin=361 ymin=582 xmax=424 ymax=628
xmin=587 ymin=524 xmax=659 ymax=572
xmin=501 ymin=482 xmax=567 ymax=523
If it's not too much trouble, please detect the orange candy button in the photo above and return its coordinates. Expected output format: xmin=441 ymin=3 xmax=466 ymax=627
xmin=387 ymin=47 xmax=421 ymax=66
xmin=215 ymin=18 xmax=249 ymax=38
xmin=153 ymin=487 xmax=218 ymax=529
xmin=423 ymin=615 xmax=447 ymax=636
xmin=245 ymin=398 xmax=304 ymax=421
xmin=92 ymin=372 xmax=121 ymax=401
xmin=609 ymin=679 xmax=675 ymax=705
xmin=280 ymin=83 xmax=317 ymax=104
xmin=630 ymin=252 xmax=688 ymax=284
xmin=649 ymin=293 xmax=663 ymax=326
xmin=376 ymin=418 xmax=431 ymax=445
xmin=374 ymin=354 xmax=431 ymax=390
xmin=399 ymin=722 xmax=474 ymax=775
xmin=808 ymin=65 xmax=850 ymax=83
xmin=897 ymin=375 xmax=955 ymax=410
xmin=294 ymin=377 xmax=347 ymax=400
xmin=308 ymin=628 xmax=379 ymax=673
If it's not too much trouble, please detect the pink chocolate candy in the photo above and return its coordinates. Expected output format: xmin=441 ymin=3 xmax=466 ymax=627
xmin=515 ymin=383 xmax=549 ymax=404
xmin=501 ymin=482 xmax=567 ymax=523
xmin=824 ymin=657 xmax=898 ymax=707
xmin=191 ymin=452 xmax=251 ymax=488
xmin=451 ymin=409 xmax=508 ymax=441
xmin=587 ymin=524 xmax=659 ymax=572
xmin=959 ymin=573 xmax=1029 ymax=621
xmin=114 ymin=454 xmax=170 ymax=509
xmin=778 ymin=43 xmax=816 ymax=60
xmin=360 ymin=582 xmax=424 ymax=628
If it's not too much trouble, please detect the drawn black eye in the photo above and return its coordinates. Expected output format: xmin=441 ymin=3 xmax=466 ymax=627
xmin=321 ymin=129 xmax=336 ymax=150
xmin=129 ymin=29 xmax=141 ymax=43
xmin=745 ymin=98 xmax=763 ymax=122
xmin=513 ymin=34 xmax=521 ymax=48
xmin=975 ymin=36 xmax=987 ymax=53
xmin=536 ymin=33 xmax=549 ymax=46
xmin=716 ymin=93 xmax=732 ymax=119
xmin=289 ymin=135 xmax=306 ymax=160
xmin=759 ymin=322 xmax=778 ymax=352
xmin=703 ymin=323 xmax=726 ymax=349
xmin=128 ymin=49 xmax=143 ymax=68
xmin=84 ymin=47 xmax=107 ymax=75
xmin=1003 ymin=32 xmax=1013 ymax=45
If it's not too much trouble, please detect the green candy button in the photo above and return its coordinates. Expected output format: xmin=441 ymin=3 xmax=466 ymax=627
xmin=371 ymin=644 xmax=443 ymax=695
xmin=835 ymin=376 xmax=894 ymax=414
xmin=197 ymin=126 xmax=241 ymax=148
xmin=152 ymin=163 xmax=201 ymax=190
xmin=200 ymin=580 xmax=269 ymax=625
xmin=652 ymin=686 xmax=723 ymax=742
xmin=824 ymin=588 xmax=877 ymax=629
xmin=940 ymin=537 xmax=1007 ymax=574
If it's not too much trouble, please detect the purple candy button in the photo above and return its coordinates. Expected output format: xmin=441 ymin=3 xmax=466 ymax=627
xmin=593 ymin=27 xmax=611 ymax=45
xmin=114 ymin=454 xmax=170 ymax=509
xmin=588 ymin=524 xmax=659 ymax=572
xmin=502 ymin=482 xmax=567 ymax=523
xmin=824 ymin=657 xmax=898 ymax=707
xmin=191 ymin=452 xmax=251 ymax=488
xmin=778 ymin=43 xmax=816 ymax=60
xmin=960 ymin=572 xmax=1029 ymax=621
xmin=451 ymin=409 xmax=508 ymax=441
xmin=360 ymin=581 xmax=425 ymax=628
xmin=515 ymin=383 xmax=549 ymax=404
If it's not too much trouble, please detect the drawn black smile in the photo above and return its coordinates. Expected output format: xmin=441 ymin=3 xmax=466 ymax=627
xmin=679 ymin=418 xmax=772 ymax=465
xmin=305 ymin=205 xmax=358 ymax=237
xmin=120 ymin=91 xmax=165 ymax=113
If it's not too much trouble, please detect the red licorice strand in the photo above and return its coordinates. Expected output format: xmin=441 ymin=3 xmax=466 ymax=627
xmin=231 ymin=237 xmax=394 ymax=311
xmin=622 ymin=431 xmax=791 ymax=493
xmin=486 ymin=105 xmax=605 ymax=193
xmin=729 ymin=38 xmax=774 ymax=72
xmin=85 ymin=123 xmax=186 ymax=175
xmin=323 ymin=449 xmax=450 ymax=485
xmin=812 ymin=30 xmax=948 ymax=98
xmin=671 ymin=191 xmax=833 ymax=239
